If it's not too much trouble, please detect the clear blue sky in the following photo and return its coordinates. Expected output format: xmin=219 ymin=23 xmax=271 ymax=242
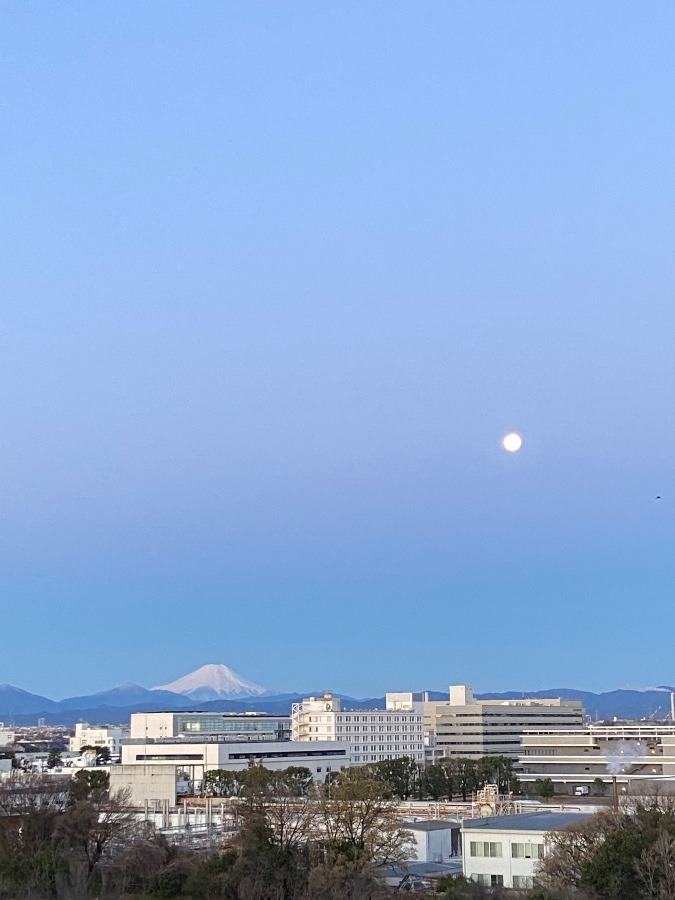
xmin=2 ymin=2 xmax=674 ymax=699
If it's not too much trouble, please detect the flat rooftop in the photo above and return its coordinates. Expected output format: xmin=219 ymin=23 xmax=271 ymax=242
xmin=462 ymin=811 xmax=594 ymax=832
xmin=404 ymin=819 xmax=461 ymax=831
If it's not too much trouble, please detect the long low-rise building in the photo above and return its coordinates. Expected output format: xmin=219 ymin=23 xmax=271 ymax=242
xmin=121 ymin=738 xmax=351 ymax=786
xmin=519 ymin=724 xmax=675 ymax=795
xmin=130 ymin=711 xmax=291 ymax=742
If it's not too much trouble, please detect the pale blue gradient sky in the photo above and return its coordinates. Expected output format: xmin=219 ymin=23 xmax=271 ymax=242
xmin=1 ymin=2 xmax=674 ymax=698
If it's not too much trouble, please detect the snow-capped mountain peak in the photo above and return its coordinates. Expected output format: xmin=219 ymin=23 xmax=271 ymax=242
xmin=153 ymin=664 xmax=268 ymax=701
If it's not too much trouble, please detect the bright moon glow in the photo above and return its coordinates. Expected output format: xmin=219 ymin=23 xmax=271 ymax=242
xmin=502 ymin=432 xmax=523 ymax=452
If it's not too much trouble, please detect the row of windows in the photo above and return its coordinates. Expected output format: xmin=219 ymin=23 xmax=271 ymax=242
xmin=337 ymin=725 xmax=419 ymax=733
xmin=304 ymin=715 xmax=420 ymax=723
xmin=452 ymin=711 xmax=580 ymax=718
xmin=228 ymin=749 xmax=348 ymax=760
xmin=352 ymin=744 xmax=421 ymax=752
xmin=436 ymin=740 xmax=521 ymax=746
xmin=353 ymin=753 xmax=424 ymax=763
xmin=469 ymin=841 xmax=545 ymax=860
xmin=136 ymin=754 xmax=204 ymax=761
xmin=469 ymin=842 xmax=502 ymax=858
xmin=512 ymin=842 xmax=545 ymax=859
xmin=179 ymin=716 xmax=289 ymax=734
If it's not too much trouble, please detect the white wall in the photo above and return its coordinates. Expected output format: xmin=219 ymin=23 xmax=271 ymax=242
xmin=463 ymin=828 xmax=545 ymax=889
xmin=408 ymin=826 xmax=453 ymax=863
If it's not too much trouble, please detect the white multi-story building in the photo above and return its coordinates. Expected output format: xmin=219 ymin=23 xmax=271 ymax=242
xmin=69 ymin=723 xmax=129 ymax=757
xmin=462 ymin=811 xmax=593 ymax=890
xmin=0 ymin=724 xmax=15 ymax=747
xmin=291 ymin=693 xmax=425 ymax=764
xmin=425 ymin=686 xmax=585 ymax=762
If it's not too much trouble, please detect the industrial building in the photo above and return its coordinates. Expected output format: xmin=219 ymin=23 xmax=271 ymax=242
xmin=424 ymin=685 xmax=585 ymax=762
xmin=518 ymin=723 xmax=675 ymax=795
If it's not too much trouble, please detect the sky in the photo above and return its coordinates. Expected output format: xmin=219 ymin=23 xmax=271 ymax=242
xmin=1 ymin=2 xmax=674 ymax=699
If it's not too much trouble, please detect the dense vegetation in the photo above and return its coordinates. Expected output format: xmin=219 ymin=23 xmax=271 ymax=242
xmin=4 ymin=757 xmax=669 ymax=899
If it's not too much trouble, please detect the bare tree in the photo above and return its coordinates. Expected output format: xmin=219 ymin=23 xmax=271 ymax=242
xmin=318 ymin=768 xmax=414 ymax=867
xmin=537 ymin=812 xmax=618 ymax=893
xmin=58 ymin=787 xmax=136 ymax=876
xmin=637 ymin=830 xmax=675 ymax=900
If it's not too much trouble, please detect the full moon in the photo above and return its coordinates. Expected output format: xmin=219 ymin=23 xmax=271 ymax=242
xmin=502 ymin=432 xmax=523 ymax=452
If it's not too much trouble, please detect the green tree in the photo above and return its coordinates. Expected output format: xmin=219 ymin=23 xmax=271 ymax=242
xmin=477 ymin=755 xmax=514 ymax=794
xmin=367 ymin=757 xmax=419 ymax=799
xmin=580 ymin=821 xmax=647 ymax=899
xmin=534 ymin=777 xmax=555 ymax=799
xmin=423 ymin=763 xmax=451 ymax=800
xmin=202 ymin=768 xmax=242 ymax=797
xmin=455 ymin=758 xmax=479 ymax=801
xmin=47 ymin=747 xmax=63 ymax=769
xmin=68 ymin=768 xmax=110 ymax=805
xmin=278 ymin=765 xmax=314 ymax=797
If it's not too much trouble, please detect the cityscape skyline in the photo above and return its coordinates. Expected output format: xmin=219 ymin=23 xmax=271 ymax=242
xmin=2 ymin=2 xmax=674 ymax=697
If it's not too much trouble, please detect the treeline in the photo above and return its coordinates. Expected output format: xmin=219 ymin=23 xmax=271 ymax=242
xmin=203 ymin=755 xmax=518 ymax=803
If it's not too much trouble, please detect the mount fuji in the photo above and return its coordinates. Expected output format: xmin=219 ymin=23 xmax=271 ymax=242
xmin=154 ymin=664 xmax=269 ymax=702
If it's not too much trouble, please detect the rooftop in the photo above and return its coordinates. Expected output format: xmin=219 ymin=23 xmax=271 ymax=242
xmin=404 ymin=819 xmax=461 ymax=831
xmin=462 ymin=811 xmax=594 ymax=832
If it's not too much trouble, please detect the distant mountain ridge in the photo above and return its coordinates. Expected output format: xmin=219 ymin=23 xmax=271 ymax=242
xmin=1 ymin=672 xmax=675 ymax=725
xmin=57 ymin=683 xmax=192 ymax=710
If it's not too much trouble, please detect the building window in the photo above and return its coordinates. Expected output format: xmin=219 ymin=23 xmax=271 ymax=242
xmin=469 ymin=842 xmax=502 ymax=858
xmin=513 ymin=876 xmax=535 ymax=889
xmin=472 ymin=874 xmax=504 ymax=887
xmin=512 ymin=842 xmax=545 ymax=860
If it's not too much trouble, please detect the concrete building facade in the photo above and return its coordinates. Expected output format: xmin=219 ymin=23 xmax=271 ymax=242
xmin=462 ymin=811 xmax=593 ymax=890
xmin=121 ymin=738 xmax=351 ymax=786
xmin=425 ymin=686 xmax=585 ymax=762
xmin=129 ymin=712 xmax=290 ymax=742
xmin=519 ymin=723 xmax=675 ymax=795
xmin=291 ymin=693 xmax=424 ymax=764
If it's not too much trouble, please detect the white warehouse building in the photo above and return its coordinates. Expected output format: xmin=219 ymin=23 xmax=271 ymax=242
xmin=291 ymin=693 xmax=425 ymax=764
xmin=120 ymin=738 xmax=351 ymax=787
xmin=462 ymin=811 xmax=593 ymax=891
